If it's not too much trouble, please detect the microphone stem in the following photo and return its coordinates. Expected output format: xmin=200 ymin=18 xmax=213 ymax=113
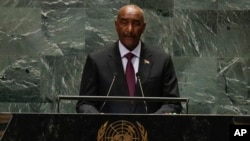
xmin=99 ymin=75 xmax=117 ymax=112
xmin=137 ymin=75 xmax=148 ymax=113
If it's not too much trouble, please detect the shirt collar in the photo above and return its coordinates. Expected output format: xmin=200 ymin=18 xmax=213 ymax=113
xmin=118 ymin=41 xmax=141 ymax=58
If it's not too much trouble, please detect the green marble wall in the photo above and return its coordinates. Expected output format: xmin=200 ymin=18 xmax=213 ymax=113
xmin=0 ymin=0 xmax=249 ymax=114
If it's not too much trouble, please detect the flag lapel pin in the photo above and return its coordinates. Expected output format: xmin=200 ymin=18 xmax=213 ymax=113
xmin=144 ymin=59 xmax=150 ymax=64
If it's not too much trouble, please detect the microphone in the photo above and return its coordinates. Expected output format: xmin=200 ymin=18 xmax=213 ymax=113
xmin=136 ymin=73 xmax=148 ymax=113
xmin=99 ymin=73 xmax=118 ymax=112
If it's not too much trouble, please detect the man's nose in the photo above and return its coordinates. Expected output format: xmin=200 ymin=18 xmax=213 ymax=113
xmin=127 ymin=23 xmax=133 ymax=32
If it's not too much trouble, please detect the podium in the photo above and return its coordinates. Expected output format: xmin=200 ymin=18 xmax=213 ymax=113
xmin=1 ymin=113 xmax=250 ymax=141
xmin=57 ymin=95 xmax=190 ymax=114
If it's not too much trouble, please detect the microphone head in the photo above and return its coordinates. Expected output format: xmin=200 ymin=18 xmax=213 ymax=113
xmin=136 ymin=73 xmax=141 ymax=79
xmin=113 ymin=72 xmax=118 ymax=79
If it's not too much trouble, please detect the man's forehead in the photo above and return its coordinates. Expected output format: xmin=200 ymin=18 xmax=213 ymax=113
xmin=119 ymin=12 xmax=141 ymax=19
xmin=118 ymin=7 xmax=144 ymax=21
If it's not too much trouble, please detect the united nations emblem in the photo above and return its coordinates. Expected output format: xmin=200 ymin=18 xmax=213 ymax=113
xmin=97 ymin=120 xmax=148 ymax=141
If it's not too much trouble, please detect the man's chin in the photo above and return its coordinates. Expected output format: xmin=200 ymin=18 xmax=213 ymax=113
xmin=123 ymin=44 xmax=137 ymax=50
xmin=120 ymin=39 xmax=139 ymax=49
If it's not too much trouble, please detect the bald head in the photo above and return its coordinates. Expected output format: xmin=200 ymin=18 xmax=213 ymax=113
xmin=117 ymin=5 xmax=145 ymax=23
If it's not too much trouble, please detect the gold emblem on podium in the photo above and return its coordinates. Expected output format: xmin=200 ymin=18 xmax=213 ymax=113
xmin=97 ymin=120 xmax=148 ymax=141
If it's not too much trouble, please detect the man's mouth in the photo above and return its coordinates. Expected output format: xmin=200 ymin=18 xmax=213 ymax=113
xmin=124 ymin=35 xmax=134 ymax=39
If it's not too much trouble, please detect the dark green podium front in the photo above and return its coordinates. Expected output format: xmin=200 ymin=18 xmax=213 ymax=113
xmin=1 ymin=113 xmax=250 ymax=141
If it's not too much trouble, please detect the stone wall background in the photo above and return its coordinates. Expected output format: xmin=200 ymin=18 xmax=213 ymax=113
xmin=0 ymin=0 xmax=249 ymax=114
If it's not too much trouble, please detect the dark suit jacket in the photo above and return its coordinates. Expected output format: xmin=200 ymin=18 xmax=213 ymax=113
xmin=76 ymin=42 xmax=182 ymax=114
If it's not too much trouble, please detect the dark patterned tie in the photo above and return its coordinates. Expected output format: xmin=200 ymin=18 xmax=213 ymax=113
xmin=125 ymin=53 xmax=135 ymax=96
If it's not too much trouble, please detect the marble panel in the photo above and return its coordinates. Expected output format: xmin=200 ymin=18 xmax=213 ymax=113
xmin=41 ymin=0 xmax=85 ymax=8
xmin=174 ymin=57 xmax=217 ymax=114
xmin=130 ymin=0 xmax=173 ymax=9
xmin=216 ymin=10 xmax=250 ymax=57
xmin=219 ymin=0 xmax=250 ymax=10
xmin=86 ymin=0 xmax=129 ymax=8
xmin=0 ymin=7 xmax=45 ymax=56
xmin=86 ymin=7 xmax=117 ymax=19
xmin=217 ymin=58 xmax=248 ymax=104
xmin=0 ymin=0 xmax=40 ymax=7
xmin=247 ymin=58 xmax=250 ymax=99
xmin=0 ymin=56 xmax=20 ymax=72
xmin=172 ymin=9 xmax=218 ymax=57
xmin=0 ymin=102 xmax=56 ymax=113
xmin=41 ymin=7 xmax=86 ymax=56
xmin=216 ymin=104 xmax=250 ymax=114
xmin=0 ymin=56 xmax=41 ymax=102
xmin=142 ymin=9 xmax=174 ymax=52
xmin=174 ymin=0 xmax=218 ymax=10
xmin=40 ymin=55 xmax=84 ymax=102
xmin=57 ymin=100 xmax=77 ymax=113
xmin=85 ymin=8 xmax=117 ymax=54
xmin=85 ymin=18 xmax=117 ymax=53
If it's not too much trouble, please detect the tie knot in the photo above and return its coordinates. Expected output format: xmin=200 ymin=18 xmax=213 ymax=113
xmin=125 ymin=53 xmax=134 ymax=60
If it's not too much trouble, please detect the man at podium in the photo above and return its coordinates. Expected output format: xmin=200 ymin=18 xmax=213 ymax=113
xmin=76 ymin=4 xmax=182 ymax=114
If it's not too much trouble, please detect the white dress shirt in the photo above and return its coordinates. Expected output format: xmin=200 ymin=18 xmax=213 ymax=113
xmin=118 ymin=41 xmax=141 ymax=77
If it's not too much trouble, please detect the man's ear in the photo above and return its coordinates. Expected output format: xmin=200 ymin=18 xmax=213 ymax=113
xmin=114 ymin=21 xmax=118 ymax=31
xmin=142 ymin=23 xmax=146 ymax=33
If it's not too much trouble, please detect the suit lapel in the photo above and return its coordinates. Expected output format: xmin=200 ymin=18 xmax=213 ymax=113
xmin=107 ymin=42 xmax=129 ymax=96
xmin=135 ymin=43 xmax=153 ymax=96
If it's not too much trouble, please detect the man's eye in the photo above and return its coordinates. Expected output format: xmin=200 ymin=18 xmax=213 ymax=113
xmin=133 ymin=21 xmax=140 ymax=26
xmin=121 ymin=20 xmax=128 ymax=24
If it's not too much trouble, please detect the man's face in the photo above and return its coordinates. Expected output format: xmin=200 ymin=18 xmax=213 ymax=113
xmin=115 ymin=6 xmax=146 ymax=50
